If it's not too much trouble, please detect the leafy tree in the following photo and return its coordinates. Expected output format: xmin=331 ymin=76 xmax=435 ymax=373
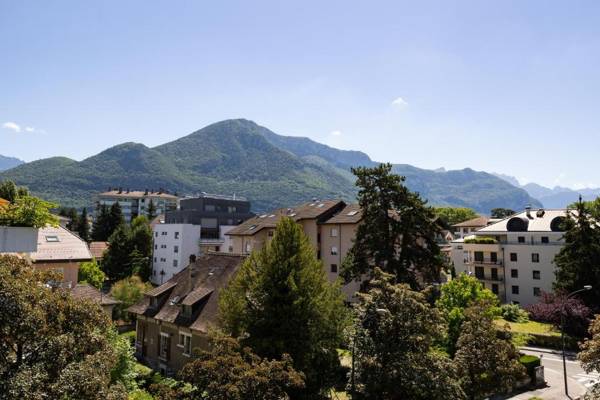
xmin=59 ymin=207 xmax=79 ymax=231
xmin=351 ymin=268 xmax=465 ymax=400
xmin=0 ymin=195 xmax=58 ymax=228
xmin=110 ymin=275 xmax=152 ymax=322
xmin=0 ymin=255 xmax=129 ymax=399
xmin=490 ymin=208 xmax=516 ymax=218
xmin=436 ymin=273 xmax=499 ymax=355
xmin=79 ymin=259 xmax=107 ymax=289
xmin=579 ymin=315 xmax=600 ymax=398
xmin=130 ymin=216 xmax=153 ymax=280
xmin=0 ymin=180 xmax=28 ymax=203
xmin=76 ymin=207 xmax=91 ymax=242
xmin=525 ymin=290 xmax=592 ymax=337
xmin=178 ymin=332 xmax=305 ymax=400
xmin=554 ymin=199 xmax=600 ymax=307
xmin=342 ymin=163 xmax=444 ymax=287
xmin=219 ymin=217 xmax=349 ymax=398
xmin=147 ymin=199 xmax=157 ymax=221
xmin=435 ymin=207 xmax=478 ymax=227
xmin=454 ymin=303 xmax=527 ymax=400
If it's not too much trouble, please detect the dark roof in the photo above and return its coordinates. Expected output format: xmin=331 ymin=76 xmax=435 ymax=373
xmin=71 ymin=284 xmax=120 ymax=305
xmin=452 ymin=216 xmax=489 ymax=228
xmin=324 ymin=204 xmax=362 ymax=224
xmin=127 ymin=253 xmax=245 ymax=334
xmin=88 ymin=241 xmax=109 ymax=259
xmin=227 ymin=200 xmax=345 ymax=236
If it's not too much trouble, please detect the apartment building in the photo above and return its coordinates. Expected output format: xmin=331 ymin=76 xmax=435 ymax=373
xmin=451 ymin=208 xmax=569 ymax=305
xmin=151 ymin=223 xmax=201 ymax=285
xmin=128 ymin=253 xmax=245 ymax=375
xmin=452 ymin=216 xmax=495 ymax=239
xmin=98 ymin=189 xmax=179 ymax=222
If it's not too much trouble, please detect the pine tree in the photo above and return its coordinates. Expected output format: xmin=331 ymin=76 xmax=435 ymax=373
xmin=102 ymin=224 xmax=133 ymax=281
xmin=554 ymin=198 xmax=600 ymax=306
xmin=219 ymin=217 xmax=349 ymax=398
xmin=146 ymin=199 xmax=157 ymax=221
xmin=108 ymin=202 xmax=124 ymax=233
xmin=341 ymin=163 xmax=444 ymax=287
xmin=91 ymin=204 xmax=111 ymax=241
xmin=63 ymin=207 xmax=79 ymax=231
xmin=76 ymin=208 xmax=90 ymax=242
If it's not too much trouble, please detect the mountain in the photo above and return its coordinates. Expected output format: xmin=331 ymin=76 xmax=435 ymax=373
xmin=0 ymin=119 xmax=540 ymax=213
xmin=0 ymin=155 xmax=24 ymax=171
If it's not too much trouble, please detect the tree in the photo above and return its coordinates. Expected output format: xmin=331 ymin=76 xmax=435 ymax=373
xmin=436 ymin=273 xmax=499 ymax=355
xmin=435 ymin=207 xmax=478 ymax=227
xmin=454 ymin=303 xmax=526 ymax=400
xmin=59 ymin=207 xmax=79 ymax=231
xmin=178 ymin=332 xmax=305 ymax=400
xmin=342 ymin=163 xmax=444 ymax=287
xmin=525 ymin=290 xmax=592 ymax=337
xmin=579 ymin=315 xmax=600 ymax=398
xmin=219 ymin=217 xmax=349 ymax=398
xmin=490 ymin=208 xmax=516 ymax=219
xmin=0 ymin=195 xmax=59 ymax=228
xmin=92 ymin=204 xmax=112 ymax=241
xmin=76 ymin=207 xmax=91 ymax=242
xmin=79 ymin=259 xmax=106 ymax=289
xmin=0 ymin=255 xmax=129 ymax=399
xmin=109 ymin=202 xmax=125 ymax=232
xmin=0 ymin=180 xmax=28 ymax=203
xmin=110 ymin=275 xmax=152 ymax=321
xmin=130 ymin=216 xmax=153 ymax=281
xmin=102 ymin=216 xmax=153 ymax=281
xmin=146 ymin=199 xmax=157 ymax=221
xmin=554 ymin=199 xmax=600 ymax=307
xmin=351 ymin=268 xmax=465 ymax=400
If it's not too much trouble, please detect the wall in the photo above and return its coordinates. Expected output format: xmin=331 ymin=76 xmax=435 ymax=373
xmin=152 ymin=224 xmax=201 ymax=285
xmin=33 ymin=261 xmax=80 ymax=287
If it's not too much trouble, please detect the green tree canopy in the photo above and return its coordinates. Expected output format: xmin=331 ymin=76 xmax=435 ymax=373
xmin=109 ymin=275 xmax=152 ymax=322
xmin=92 ymin=204 xmax=112 ymax=241
xmin=435 ymin=207 xmax=479 ymax=227
xmin=102 ymin=216 xmax=153 ymax=281
xmin=0 ymin=195 xmax=58 ymax=228
xmin=219 ymin=217 xmax=349 ymax=398
xmin=490 ymin=208 xmax=516 ymax=219
xmin=146 ymin=199 xmax=157 ymax=221
xmin=454 ymin=303 xmax=526 ymax=400
xmin=0 ymin=180 xmax=28 ymax=203
xmin=76 ymin=207 xmax=90 ymax=242
xmin=351 ymin=268 xmax=465 ymax=400
xmin=342 ymin=163 xmax=444 ymax=287
xmin=0 ymin=255 xmax=129 ymax=399
xmin=579 ymin=315 xmax=600 ymax=398
xmin=79 ymin=259 xmax=106 ymax=289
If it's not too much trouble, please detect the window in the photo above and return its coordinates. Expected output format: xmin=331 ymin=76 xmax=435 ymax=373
xmin=159 ymin=333 xmax=170 ymax=360
xmin=463 ymin=228 xmax=468 ymax=234
xmin=154 ymin=257 xmax=157 ymax=263
xmin=178 ymin=332 xmax=192 ymax=356
xmin=330 ymin=264 xmax=338 ymax=273
xmin=155 ymin=232 xmax=158 ymax=238
xmin=491 ymin=268 xmax=498 ymax=280
xmin=268 ymin=230 xmax=274 ymax=237
xmin=174 ymin=245 xmax=179 ymax=253
xmin=518 ymin=236 xmax=525 ymax=243
xmin=347 ymin=210 xmax=359 ymax=216
xmin=510 ymin=253 xmax=518 ymax=262
xmin=154 ymin=244 xmax=157 ymax=250
xmin=541 ymin=236 xmax=549 ymax=244
xmin=533 ymin=287 xmax=541 ymax=297
xmin=474 ymin=251 xmax=484 ymax=262
xmin=228 ymin=206 xmax=237 ymax=213
xmin=160 ymin=257 xmax=166 ymax=262
xmin=228 ymin=245 xmax=233 ymax=253
xmin=161 ymin=244 xmax=167 ymax=249
xmin=174 ymin=232 xmax=179 ymax=239
xmin=532 ymin=253 xmax=540 ymax=263
xmin=511 ymin=269 xmax=518 ymax=278
xmin=45 ymin=235 xmax=60 ymax=242
xmin=475 ymin=266 xmax=484 ymax=279
xmin=215 ymin=246 xmax=220 ymax=252
xmin=330 ymin=228 xmax=338 ymax=237
xmin=245 ymin=243 xmax=252 ymax=253
xmin=492 ymin=284 xmax=499 ymax=295
xmin=491 ymin=252 xmax=497 ymax=263
xmin=161 ymin=231 xmax=167 ymax=236
xmin=173 ymin=260 xmax=178 ymax=267
xmin=331 ymin=246 xmax=338 ymax=255
xmin=512 ymin=285 xmax=519 ymax=295
xmin=533 ymin=270 xmax=541 ymax=280
xmin=204 ymin=204 xmax=216 ymax=212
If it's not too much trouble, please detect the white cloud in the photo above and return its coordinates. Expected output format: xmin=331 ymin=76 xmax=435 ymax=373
xmin=330 ymin=130 xmax=342 ymax=136
xmin=25 ymin=127 xmax=35 ymax=132
xmin=2 ymin=122 xmax=21 ymax=132
xmin=391 ymin=97 xmax=408 ymax=108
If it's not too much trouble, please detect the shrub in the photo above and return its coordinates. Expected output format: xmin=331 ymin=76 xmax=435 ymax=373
xmin=464 ymin=236 xmax=497 ymax=244
xmin=502 ymin=304 xmax=529 ymax=323
xmin=525 ymin=291 xmax=592 ymax=337
xmin=519 ymin=354 xmax=541 ymax=379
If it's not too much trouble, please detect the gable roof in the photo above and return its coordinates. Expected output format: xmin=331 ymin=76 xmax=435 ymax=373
xmin=452 ymin=216 xmax=490 ymax=228
xmin=475 ymin=209 xmax=572 ymax=233
xmin=127 ymin=253 xmax=245 ymax=334
xmin=29 ymin=226 xmax=92 ymax=262
xmin=227 ymin=200 xmax=346 ymax=236
xmin=88 ymin=241 xmax=109 ymax=259
xmin=71 ymin=284 xmax=120 ymax=305
xmin=323 ymin=203 xmax=362 ymax=224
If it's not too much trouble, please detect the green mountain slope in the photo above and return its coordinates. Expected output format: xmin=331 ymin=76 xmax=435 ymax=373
xmin=0 ymin=119 xmax=541 ymax=213
xmin=0 ymin=155 xmax=24 ymax=171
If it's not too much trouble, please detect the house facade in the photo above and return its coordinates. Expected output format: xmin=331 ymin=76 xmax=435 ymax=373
xmin=451 ymin=208 xmax=569 ymax=305
xmin=98 ymin=189 xmax=179 ymax=222
xmin=151 ymin=223 xmax=202 ymax=285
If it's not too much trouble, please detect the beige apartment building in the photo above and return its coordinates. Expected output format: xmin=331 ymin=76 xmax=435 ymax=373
xmin=451 ymin=208 xmax=569 ymax=306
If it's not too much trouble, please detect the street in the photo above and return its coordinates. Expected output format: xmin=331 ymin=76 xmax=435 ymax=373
xmin=506 ymin=347 xmax=598 ymax=400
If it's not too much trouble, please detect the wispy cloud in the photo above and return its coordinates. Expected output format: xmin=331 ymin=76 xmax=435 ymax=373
xmin=2 ymin=121 xmax=21 ymax=132
xmin=391 ymin=97 xmax=408 ymax=108
xmin=330 ymin=130 xmax=342 ymax=136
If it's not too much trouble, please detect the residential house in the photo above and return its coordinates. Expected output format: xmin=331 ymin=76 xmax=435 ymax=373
xmin=452 ymin=216 xmax=497 ymax=239
xmin=88 ymin=241 xmax=109 ymax=262
xmin=71 ymin=283 xmax=120 ymax=318
xmin=98 ymin=189 xmax=179 ymax=222
xmin=128 ymin=253 xmax=245 ymax=374
xmin=451 ymin=207 xmax=569 ymax=305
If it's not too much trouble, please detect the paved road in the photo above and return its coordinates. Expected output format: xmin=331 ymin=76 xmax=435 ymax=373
xmin=507 ymin=347 xmax=597 ymax=400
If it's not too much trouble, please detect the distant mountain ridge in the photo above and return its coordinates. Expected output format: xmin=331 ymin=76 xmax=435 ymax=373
xmin=0 ymin=119 xmax=540 ymax=213
xmin=0 ymin=155 xmax=24 ymax=171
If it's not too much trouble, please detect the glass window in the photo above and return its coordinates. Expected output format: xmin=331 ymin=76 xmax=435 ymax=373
xmin=511 ymin=269 xmax=518 ymax=278
xmin=174 ymin=232 xmax=179 ymax=239
xmin=512 ymin=285 xmax=519 ymax=295
xmin=178 ymin=333 xmax=192 ymax=356
xmin=159 ymin=333 xmax=170 ymax=360
xmin=510 ymin=253 xmax=518 ymax=262
xmin=541 ymin=236 xmax=549 ymax=244
xmin=491 ymin=268 xmax=498 ymax=280
xmin=490 ymin=252 xmax=497 ymax=263
xmin=331 ymin=228 xmax=338 ymax=237
xmin=518 ymin=236 xmax=525 ymax=243
xmin=173 ymin=259 xmax=178 ymax=267
xmin=331 ymin=246 xmax=338 ymax=255
xmin=174 ymin=245 xmax=179 ymax=253
xmin=330 ymin=264 xmax=338 ymax=273
xmin=474 ymin=251 xmax=484 ymax=262
xmin=492 ymin=284 xmax=499 ymax=295
xmin=533 ymin=270 xmax=541 ymax=280
xmin=475 ymin=266 xmax=484 ymax=279
xmin=532 ymin=253 xmax=540 ymax=263
xmin=204 ymin=204 xmax=216 ymax=212
xmin=533 ymin=287 xmax=541 ymax=297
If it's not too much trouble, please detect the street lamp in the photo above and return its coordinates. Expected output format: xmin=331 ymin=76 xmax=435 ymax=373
xmin=561 ymin=285 xmax=592 ymax=398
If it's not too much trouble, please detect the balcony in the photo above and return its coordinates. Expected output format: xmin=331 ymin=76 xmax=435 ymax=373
xmin=465 ymin=259 xmax=503 ymax=266
xmin=475 ymin=274 xmax=504 ymax=282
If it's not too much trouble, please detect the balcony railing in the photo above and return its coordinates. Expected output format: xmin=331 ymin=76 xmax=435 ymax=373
xmin=465 ymin=259 xmax=503 ymax=266
xmin=476 ymin=275 xmax=504 ymax=282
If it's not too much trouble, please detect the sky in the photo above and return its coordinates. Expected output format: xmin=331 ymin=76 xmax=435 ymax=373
xmin=2 ymin=1 xmax=600 ymax=189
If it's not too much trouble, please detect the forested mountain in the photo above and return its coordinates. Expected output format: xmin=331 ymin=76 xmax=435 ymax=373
xmin=0 ymin=119 xmax=540 ymax=213
xmin=0 ymin=155 xmax=24 ymax=171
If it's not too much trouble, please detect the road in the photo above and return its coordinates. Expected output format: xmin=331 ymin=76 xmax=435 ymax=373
xmin=506 ymin=347 xmax=598 ymax=400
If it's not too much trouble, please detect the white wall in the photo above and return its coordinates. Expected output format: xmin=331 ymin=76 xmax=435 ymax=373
xmin=151 ymin=223 xmax=201 ymax=285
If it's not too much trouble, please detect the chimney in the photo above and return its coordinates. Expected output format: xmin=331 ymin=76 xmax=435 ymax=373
xmin=525 ymin=205 xmax=532 ymax=219
xmin=145 ymin=188 xmax=148 ymax=195
xmin=188 ymin=254 xmax=197 ymax=293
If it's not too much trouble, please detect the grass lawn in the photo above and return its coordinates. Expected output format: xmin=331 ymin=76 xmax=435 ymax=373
xmin=495 ymin=319 xmax=560 ymax=336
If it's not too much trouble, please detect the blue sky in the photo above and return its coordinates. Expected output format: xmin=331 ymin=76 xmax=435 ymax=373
xmin=2 ymin=1 xmax=600 ymax=189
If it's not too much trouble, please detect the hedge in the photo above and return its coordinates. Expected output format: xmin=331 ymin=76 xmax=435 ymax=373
xmin=519 ymin=354 xmax=541 ymax=379
xmin=464 ymin=236 xmax=497 ymax=244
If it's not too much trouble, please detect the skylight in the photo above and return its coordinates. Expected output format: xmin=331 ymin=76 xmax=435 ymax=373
xmin=45 ymin=235 xmax=60 ymax=242
xmin=317 ymin=203 xmax=325 ymax=208
xmin=347 ymin=210 xmax=359 ymax=216
xmin=249 ymin=225 xmax=257 ymax=230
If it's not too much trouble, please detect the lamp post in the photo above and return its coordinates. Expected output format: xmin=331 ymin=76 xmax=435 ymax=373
xmin=561 ymin=285 xmax=592 ymax=398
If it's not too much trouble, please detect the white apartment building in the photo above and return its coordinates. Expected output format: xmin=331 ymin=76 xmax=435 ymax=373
xmin=451 ymin=208 xmax=569 ymax=306
xmin=98 ymin=189 xmax=179 ymax=222
xmin=151 ymin=223 xmax=201 ymax=285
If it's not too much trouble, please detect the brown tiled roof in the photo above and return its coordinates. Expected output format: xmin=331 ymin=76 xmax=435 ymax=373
xmin=452 ymin=216 xmax=489 ymax=228
xmin=88 ymin=241 xmax=109 ymax=259
xmin=29 ymin=226 xmax=93 ymax=262
xmin=98 ymin=190 xmax=179 ymax=200
xmin=227 ymin=200 xmax=346 ymax=236
xmin=127 ymin=253 xmax=245 ymax=334
xmin=0 ymin=198 xmax=8 ymax=207
xmin=71 ymin=284 xmax=120 ymax=305
xmin=323 ymin=204 xmax=362 ymax=224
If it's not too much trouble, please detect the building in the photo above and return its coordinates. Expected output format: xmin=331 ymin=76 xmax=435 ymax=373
xmin=151 ymin=223 xmax=202 ymax=285
xmin=452 ymin=216 xmax=495 ymax=239
xmin=71 ymin=283 xmax=120 ymax=318
xmin=88 ymin=241 xmax=109 ymax=262
xmin=27 ymin=225 xmax=93 ymax=286
xmin=98 ymin=189 xmax=179 ymax=222
xmin=451 ymin=208 xmax=569 ymax=306
xmin=128 ymin=253 xmax=245 ymax=375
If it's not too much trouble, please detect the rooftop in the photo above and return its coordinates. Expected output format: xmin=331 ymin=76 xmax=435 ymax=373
xmin=29 ymin=225 xmax=93 ymax=262
xmin=185 ymin=192 xmax=248 ymax=201
xmin=98 ymin=190 xmax=179 ymax=200
xmin=475 ymin=209 xmax=572 ymax=233
xmin=452 ymin=216 xmax=490 ymax=228
xmin=88 ymin=241 xmax=109 ymax=260
xmin=323 ymin=203 xmax=362 ymax=224
xmin=71 ymin=284 xmax=120 ymax=305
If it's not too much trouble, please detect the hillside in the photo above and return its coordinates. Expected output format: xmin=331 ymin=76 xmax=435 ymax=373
xmin=0 ymin=119 xmax=541 ymax=213
xmin=0 ymin=155 xmax=24 ymax=171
